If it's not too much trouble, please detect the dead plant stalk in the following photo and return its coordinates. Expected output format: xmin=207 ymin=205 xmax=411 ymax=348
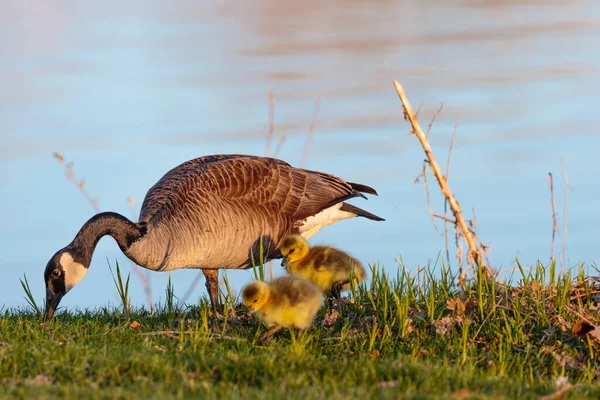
xmin=548 ymin=173 xmax=557 ymax=262
xmin=392 ymin=81 xmax=491 ymax=279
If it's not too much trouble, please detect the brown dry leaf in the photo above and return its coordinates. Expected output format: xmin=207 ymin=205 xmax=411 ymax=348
xmin=369 ymin=349 xmax=380 ymax=358
xmin=446 ymin=298 xmax=466 ymax=315
xmin=130 ymin=321 xmax=142 ymax=330
xmin=572 ymin=321 xmax=600 ymax=342
xmin=322 ymin=308 xmax=340 ymax=327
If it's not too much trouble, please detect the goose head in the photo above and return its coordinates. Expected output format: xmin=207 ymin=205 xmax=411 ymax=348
xmin=44 ymin=247 xmax=88 ymax=318
xmin=279 ymin=235 xmax=310 ymax=267
xmin=242 ymin=281 xmax=271 ymax=313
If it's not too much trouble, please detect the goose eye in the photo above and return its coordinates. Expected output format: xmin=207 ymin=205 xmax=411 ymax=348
xmin=288 ymin=249 xmax=295 ymax=254
xmin=253 ymin=299 xmax=257 ymax=303
xmin=52 ymin=270 xmax=61 ymax=278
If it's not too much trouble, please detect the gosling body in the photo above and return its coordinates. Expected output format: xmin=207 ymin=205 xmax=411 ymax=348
xmin=280 ymin=234 xmax=367 ymax=296
xmin=242 ymin=275 xmax=324 ymax=340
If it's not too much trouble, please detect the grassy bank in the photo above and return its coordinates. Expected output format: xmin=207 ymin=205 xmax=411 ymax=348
xmin=2 ymin=261 xmax=600 ymax=399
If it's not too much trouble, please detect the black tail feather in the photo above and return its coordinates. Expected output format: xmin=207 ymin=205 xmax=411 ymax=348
xmin=340 ymin=203 xmax=385 ymax=221
xmin=347 ymin=182 xmax=378 ymax=196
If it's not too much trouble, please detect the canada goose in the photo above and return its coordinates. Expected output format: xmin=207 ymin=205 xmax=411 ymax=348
xmin=44 ymin=154 xmax=383 ymax=317
xmin=280 ymin=234 xmax=367 ymax=298
xmin=242 ymin=275 xmax=324 ymax=341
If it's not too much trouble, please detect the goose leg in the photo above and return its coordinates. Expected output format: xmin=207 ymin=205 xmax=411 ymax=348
xmin=203 ymin=269 xmax=220 ymax=309
xmin=331 ymin=280 xmax=349 ymax=299
xmin=259 ymin=325 xmax=283 ymax=342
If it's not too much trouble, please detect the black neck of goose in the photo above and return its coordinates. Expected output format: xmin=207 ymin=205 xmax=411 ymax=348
xmin=69 ymin=212 xmax=145 ymax=266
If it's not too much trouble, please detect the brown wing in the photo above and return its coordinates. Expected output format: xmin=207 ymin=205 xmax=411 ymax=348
xmin=139 ymin=154 xmax=370 ymax=225
xmin=139 ymin=154 xmax=245 ymax=223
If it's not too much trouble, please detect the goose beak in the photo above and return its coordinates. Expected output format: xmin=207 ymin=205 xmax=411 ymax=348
xmin=44 ymin=288 xmax=63 ymax=319
xmin=281 ymin=257 xmax=289 ymax=267
xmin=245 ymin=307 xmax=255 ymax=317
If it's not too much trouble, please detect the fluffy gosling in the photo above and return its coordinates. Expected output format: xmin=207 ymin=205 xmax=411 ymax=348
xmin=242 ymin=275 xmax=324 ymax=342
xmin=279 ymin=234 xmax=367 ymax=298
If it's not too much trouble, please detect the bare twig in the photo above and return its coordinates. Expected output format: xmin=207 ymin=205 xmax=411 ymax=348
xmin=444 ymin=121 xmax=459 ymax=269
xmin=53 ymin=153 xmax=100 ymax=213
xmin=272 ymin=135 xmax=287 ymax=159
xmin=432 ymin=213 xmax=456 ymax=225
xmin=560 ymin=159 xmax=570 ymax=271
xmin=426 ymin=104 xmax=444 ymax=136
xmin=179 ymin=271 xmax=204 ymax=307
xmin=392 ymin=81 xmax=491 ymax=279
xmin=265 ymin=89 xmax=275 ymax=157
xmin=300 ymin=97 xmax=321 ymax=168
xmin=414 ymin=161 xmax=443 ymax=236
xmin=548 ymin=173 xmax=558 ymax=263
xmin=414 ymin=100 xmax=425 ymax=119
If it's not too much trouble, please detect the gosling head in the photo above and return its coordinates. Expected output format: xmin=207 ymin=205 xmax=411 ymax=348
xmin=242 ymin=281 xmax=271 ymax=313
xmin=280 ymin=235 xmax=310 ymax=267
xmin=43 ymin=247 xmax=89 ymax=319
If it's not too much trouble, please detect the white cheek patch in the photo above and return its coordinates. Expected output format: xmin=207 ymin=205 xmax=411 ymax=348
xmin=59 ymin=252 xmax=88 ymax=292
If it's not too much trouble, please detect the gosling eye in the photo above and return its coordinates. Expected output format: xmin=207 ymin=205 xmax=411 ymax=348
xmin=253 ymin=299 xmax=257 ymax=303
xmin=52 ymin=270 xmax=61 ymax=278
xmin=288 ymin=249 xmax=295 ymax=254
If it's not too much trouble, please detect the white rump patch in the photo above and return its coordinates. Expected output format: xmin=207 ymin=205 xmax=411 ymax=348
xmin=60 ymin=252 xmax=88 ymax=292
xmin=298 ymin=203 xmax=357 ymax=239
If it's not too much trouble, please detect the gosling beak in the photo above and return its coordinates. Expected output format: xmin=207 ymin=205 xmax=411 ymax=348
xmin=281 ymin=257 xmax=289 ymax=267
xmin=44 ymin=287 xmax=63 ymax=319
xmin=245 ymin=307 xmax=255 ymax=318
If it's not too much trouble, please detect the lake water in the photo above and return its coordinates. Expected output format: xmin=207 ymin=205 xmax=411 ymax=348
xmin=1 ymin=0 xmax=599 ymax=311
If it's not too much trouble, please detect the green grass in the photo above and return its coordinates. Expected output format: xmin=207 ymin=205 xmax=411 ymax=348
xmin=3 ymin=260 xmax=600 ymax=399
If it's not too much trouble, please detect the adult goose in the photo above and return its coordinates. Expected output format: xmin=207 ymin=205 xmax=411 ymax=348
xmin=43 ymin=154 xmax=384 ymax=317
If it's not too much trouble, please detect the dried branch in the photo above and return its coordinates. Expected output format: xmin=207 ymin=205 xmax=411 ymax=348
xmin=264 ymin=89 xmax=275 ymax=157
xmin=548 ymin=173 xmax=558 ymax=263
xmin=392 ymin=81 xmax=492 ymax=279
xmin=560 ymin=159 xmax=570 ymax=271
xmin=300 ymin=97 xmax=321 ymax=168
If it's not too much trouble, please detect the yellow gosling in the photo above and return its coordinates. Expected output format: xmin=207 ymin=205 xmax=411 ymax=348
xmin=242 ymin=275 xmax=324 ymax=342
xmin=279 ymin=234 xmax=367 ymax=298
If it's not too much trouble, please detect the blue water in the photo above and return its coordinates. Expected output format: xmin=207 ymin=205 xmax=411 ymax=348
xmin=1 ymin=0 xmax=599 ymax=311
